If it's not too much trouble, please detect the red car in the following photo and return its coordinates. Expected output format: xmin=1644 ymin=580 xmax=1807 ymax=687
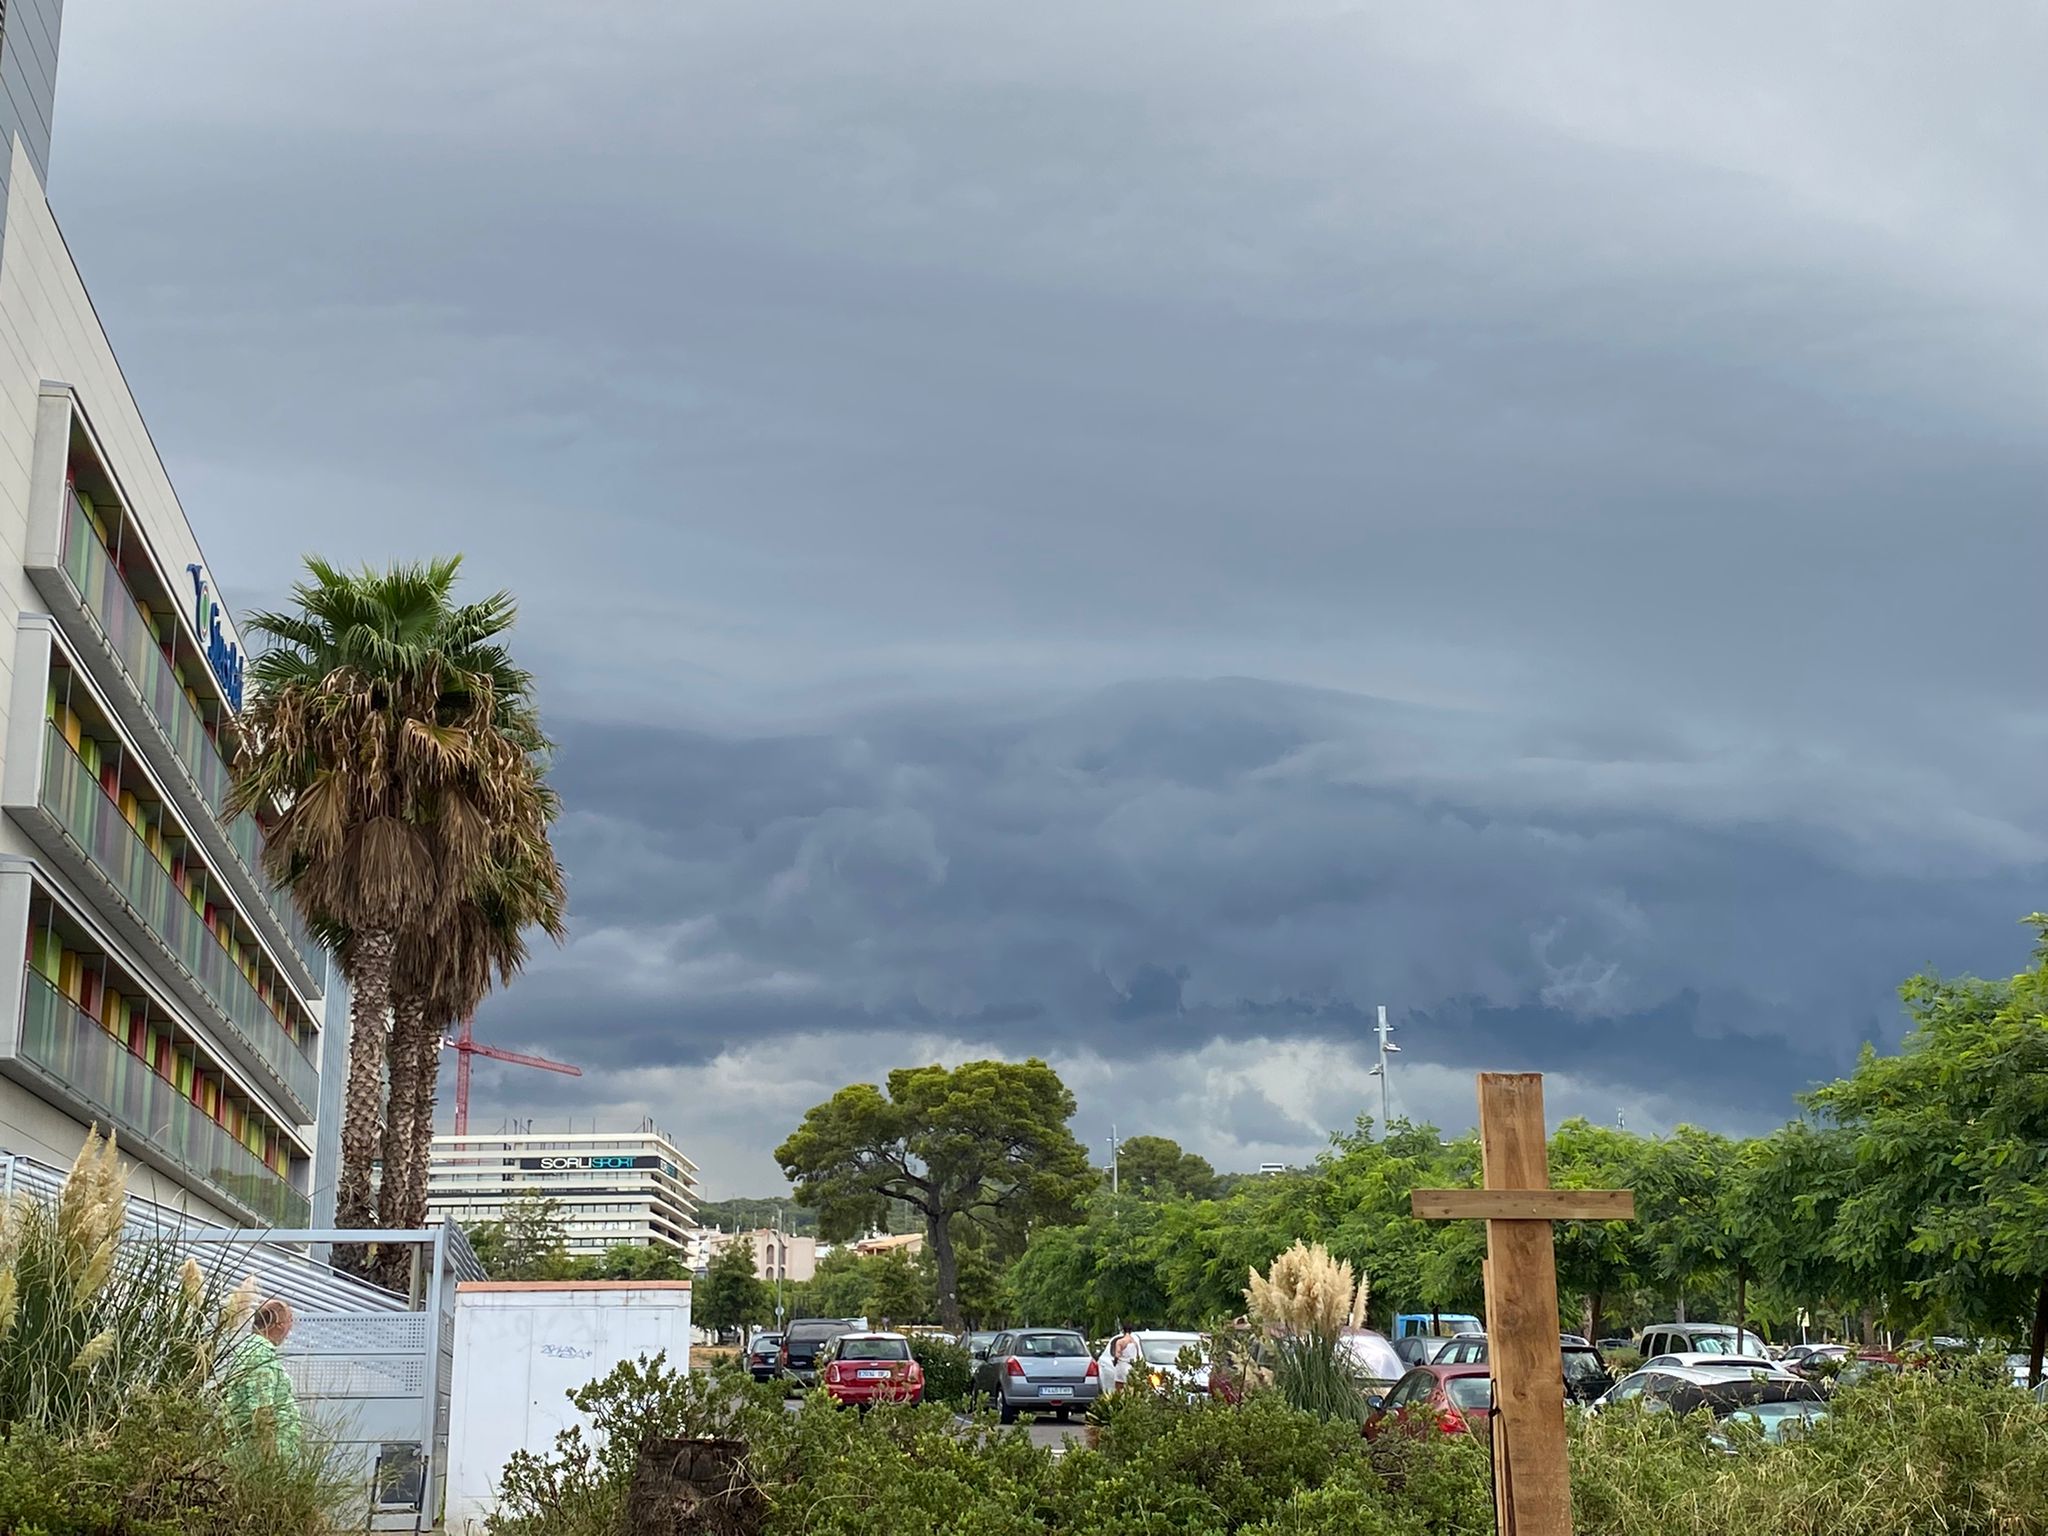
xmin=1364 ymin=1363 xmax=1494 ymax=1437
xmin=816 ymin=1331 xmax=925 ymax=1407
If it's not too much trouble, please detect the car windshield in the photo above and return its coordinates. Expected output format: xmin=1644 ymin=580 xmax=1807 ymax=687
xmin=1013 ymin=1333 xmax=1086 ymax=1357
xmin=1563 ymin=1350 xmax=1607 ymax=1381
xmin=753 ymin=1336 xmax=782 ymax=1350
xmin=788 ymin=1324 xmax=847 ymax=1344
xmin=1721 ymin=1403 xmax=1825 ymax=1443
xmin=1140 ymin=1339 xmax=1205 ymax=1366
xmin=1445 ymin=1376 xmax=1493 ymax=1410
xmin=841 ymin=1338 xmax=911 ymax=1362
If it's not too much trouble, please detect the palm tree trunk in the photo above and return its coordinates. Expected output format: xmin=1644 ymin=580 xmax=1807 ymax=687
xmin=401 ymin=1012 xmax=448 ymax=1231
xmin=372 ymin=989 xmax=427 ymax=1290
xmin=334 ymin=928 xmax=396 ymax=1273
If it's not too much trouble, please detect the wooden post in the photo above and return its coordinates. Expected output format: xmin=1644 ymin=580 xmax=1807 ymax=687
xmin=1412 ymin=1073 xmax=1636 ymax=1536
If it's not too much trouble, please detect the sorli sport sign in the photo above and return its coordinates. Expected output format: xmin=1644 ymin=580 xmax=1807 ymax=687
xmin=518 ymin=1155 xmax=676 ymax=1174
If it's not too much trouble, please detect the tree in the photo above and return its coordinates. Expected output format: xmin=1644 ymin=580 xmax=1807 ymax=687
xmin=776 ymin=1060 xmax=1096 ymax=1330
xmin=863 ymin=1248 xmax=932 ymax=1325
xmin=697 ymin=1241 xmax=770 ymax=1336
xmin=235 ymin=556 xmax=562 ymax=1269
xmin=585 ymin=1243 xmax=688 ymax=1282
xmin=1115 ymin=1136 xmax=1220 ymax=1200
xmin=1805 ymin=923 xmax=2048 ymax=1381
xmin=469 ymin=1194 xmax=575 ymax=1281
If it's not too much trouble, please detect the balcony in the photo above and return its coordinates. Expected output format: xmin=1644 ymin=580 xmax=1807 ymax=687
xmin=43 ymin=488 xmax=324 ymax=996
xmin=31 ymin=723 xmax=318 ymax=1121
xmin=16 ymin=968 xmax=309 ymax=1229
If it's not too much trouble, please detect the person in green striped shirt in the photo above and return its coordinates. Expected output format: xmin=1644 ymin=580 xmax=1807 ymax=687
xmin=226 ymin=1298 xmax=302 ymax=1455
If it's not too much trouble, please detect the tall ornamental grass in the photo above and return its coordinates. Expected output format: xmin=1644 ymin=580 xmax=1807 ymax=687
xmin=0 ymin=1128 xmax=354 ymax=1535
xmin=1244 ymin=1241 xmax=1372 ymax=1423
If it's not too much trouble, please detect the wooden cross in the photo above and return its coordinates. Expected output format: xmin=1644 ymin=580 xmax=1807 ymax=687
xmin=1411 ymin=1073 xmax=1635 ymax=1536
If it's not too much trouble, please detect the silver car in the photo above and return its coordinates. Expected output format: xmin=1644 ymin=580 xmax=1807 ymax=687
xmin=974 ymin=1329 xmax=1102 ymax=1423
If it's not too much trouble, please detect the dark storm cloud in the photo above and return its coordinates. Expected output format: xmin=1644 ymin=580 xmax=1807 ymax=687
xmin=474 ymin=678 xmax=2042 ymax=1130
xmin=41 ymin=3 xmax=2048 ymax=1180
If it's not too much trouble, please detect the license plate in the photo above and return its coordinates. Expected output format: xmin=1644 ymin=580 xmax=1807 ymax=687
xmin=1040 ymin=1386 xmax=1073 ymax=1397
xmin=858 ymin=1369 xmax=889 ymax=1379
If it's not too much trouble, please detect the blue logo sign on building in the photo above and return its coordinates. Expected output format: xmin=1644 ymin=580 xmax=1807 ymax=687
xmin=187 ymin=564 xmax=245 ymax=711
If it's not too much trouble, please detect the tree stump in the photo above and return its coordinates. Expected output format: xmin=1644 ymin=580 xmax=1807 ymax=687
xmin=624 ymin=1438 xmax=764 ymax=1536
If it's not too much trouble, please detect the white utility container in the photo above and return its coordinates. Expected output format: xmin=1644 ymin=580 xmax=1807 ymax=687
xmin=445 ymin=1281 xmax=692 ymax=1535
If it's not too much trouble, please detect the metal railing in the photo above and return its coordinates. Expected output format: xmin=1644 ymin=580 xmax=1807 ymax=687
xmin=57 ymin=491 xmax=324 ymax=978
xmin=39 ymin=724 xmax=318 ymax=1116
xmin=16 ymin=969 xmax=309 ymax=1227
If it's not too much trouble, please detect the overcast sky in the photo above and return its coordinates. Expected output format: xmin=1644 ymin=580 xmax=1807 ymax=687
xmin=44 ymin=2 xmax=2048 ymax=1193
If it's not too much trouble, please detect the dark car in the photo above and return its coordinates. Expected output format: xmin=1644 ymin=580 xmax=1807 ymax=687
xmin=1365 ymin=1363 xmax=1495 ymax=1437
xmin=779 ymin=1318 xmax=859 ymax=1388
xmin=965 ymin=1331 xmax=1003 ymax=1361
xmin=1393 ymin=1335 xmax=1449 ymax=1367
xmin=972 ymin=1329 xmax=1102 ymax=1423
xmin=747 ymin=1332 xmax=785 ymax=1382
xmin=1428 ymin=1333 xmax=1613 ymax=1403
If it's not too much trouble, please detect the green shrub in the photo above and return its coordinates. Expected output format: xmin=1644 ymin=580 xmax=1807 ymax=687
xmin=489 ymin=1353 xmax=782 ymax=1536
xmin=0 ymin=1130 xmax=351 ymax=1535
xmin=909 ymin=1334 xmax=974 ymax=1406
xmin=490 ymin=1347 xmax=2048 ymax=1536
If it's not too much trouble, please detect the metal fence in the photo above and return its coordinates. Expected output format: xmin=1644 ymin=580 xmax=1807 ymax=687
xmin=0 ymin=1154 xmax=485 ymax=1533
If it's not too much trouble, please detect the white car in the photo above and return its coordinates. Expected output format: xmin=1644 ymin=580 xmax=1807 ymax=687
xmin=1098 ymin=1331 xmax=1210 ymax=1394
xmin=1640 ymin=1352 xmax=1802 ymax=1378
xmin=1594 ymin=1359 xmax=1799 ymax=1412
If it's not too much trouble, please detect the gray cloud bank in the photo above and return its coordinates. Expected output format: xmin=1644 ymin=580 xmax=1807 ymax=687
xmin=40 ymin=3 xmax=2048 ymax=1185
xmin=473 ymin=677 xmax=2041 ymax=1178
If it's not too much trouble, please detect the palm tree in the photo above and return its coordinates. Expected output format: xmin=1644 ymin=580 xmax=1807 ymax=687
xmin=233 ymin=557 xmax=556 ymax=1261
xmin=370 ymin=829 xmax=566 ymax=1288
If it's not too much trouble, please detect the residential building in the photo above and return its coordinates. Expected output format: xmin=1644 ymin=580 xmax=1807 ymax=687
xmin=0 ymin=1 xmax=332 ymax=1227
xmin=716 ymin=1227 xmax=817 ymax=1285
xmin=427 ymin=1125 xmax=700 ymax=1258
xmin=853 ymin=1231 xmax=924 ymax=1258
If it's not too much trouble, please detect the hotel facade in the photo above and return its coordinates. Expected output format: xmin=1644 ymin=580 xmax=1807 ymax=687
xmin=0 ymin=2 xmax=333 ymax=1227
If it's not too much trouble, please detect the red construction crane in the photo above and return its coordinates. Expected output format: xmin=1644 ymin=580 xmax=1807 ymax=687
xmin=445 ymin=1014 xmax=582 ymax=1135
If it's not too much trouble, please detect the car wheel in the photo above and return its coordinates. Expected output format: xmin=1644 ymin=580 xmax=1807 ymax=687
xmin=998 ymin=1399 xmax=1018 ymax=1425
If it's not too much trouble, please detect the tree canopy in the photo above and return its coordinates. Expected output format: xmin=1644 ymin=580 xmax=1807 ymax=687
xmin=775 ymin=1059 xmax=1096 ymax=1329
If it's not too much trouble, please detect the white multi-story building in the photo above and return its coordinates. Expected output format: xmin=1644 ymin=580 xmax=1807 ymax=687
xmin=0 ymin=1 xmax=333 ymax=1227
xmin=427 ymin=1126 xmax=700 ymax=1258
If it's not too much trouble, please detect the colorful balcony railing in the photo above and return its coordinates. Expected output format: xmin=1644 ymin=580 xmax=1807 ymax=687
xmin=19 ymin=969 xmax=309 ymax=1228
xmin=57 ymin=492 xmax=323 ymax=982
xmin=40 ymin=725 xmax=318 ymax=1118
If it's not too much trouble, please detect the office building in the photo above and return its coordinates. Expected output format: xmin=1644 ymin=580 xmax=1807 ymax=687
xmin=0 ymin=2 xmax=332 ymax=1227
xmin=427 ymin=1126 xmax=700 ymax=1257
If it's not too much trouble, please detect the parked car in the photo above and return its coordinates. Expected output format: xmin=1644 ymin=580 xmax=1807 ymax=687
xmin=974 ymin=1329 xmax=1103 ymax=1423
xmin=1393 ymin=1335 xmax=1450 ymax=1367
xmin=1337 ymin=1328 xmax=1405 ymax=1386
xmin=1364 ymin=1363 xmax=1494 ymax=1437
xmin=965 ymin=1331 xmax=1003 ymax=1361
xmin=1635 ymin=1323 xmax=1771 ymax=1360
xmin=747 ymin=1332 xmax=785 ymax=1382
xmin=1426 ymin=1333 xmax=1613 ymax=1403
xmin=1392 ymin=1313 xmax=1483 ymax=1341
xmin=1619 ymin=1376 xmax=1827 ymax=1448
xmin=1097 ymin=1331 xmax=1210 ymax=1394
xmin=815 ymin=1331 xmax=925 ymax=1407
xmin=1783 ymin=1343 xmax=1853 ymax=1377
xmin=1596 ymin=1336 xmax=1635 ymax=1353
xmin=1594 ymin=1359 xmax=1802 ymax=1411
xmin=779 ymin=1317 xmax=859 ymax=1388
